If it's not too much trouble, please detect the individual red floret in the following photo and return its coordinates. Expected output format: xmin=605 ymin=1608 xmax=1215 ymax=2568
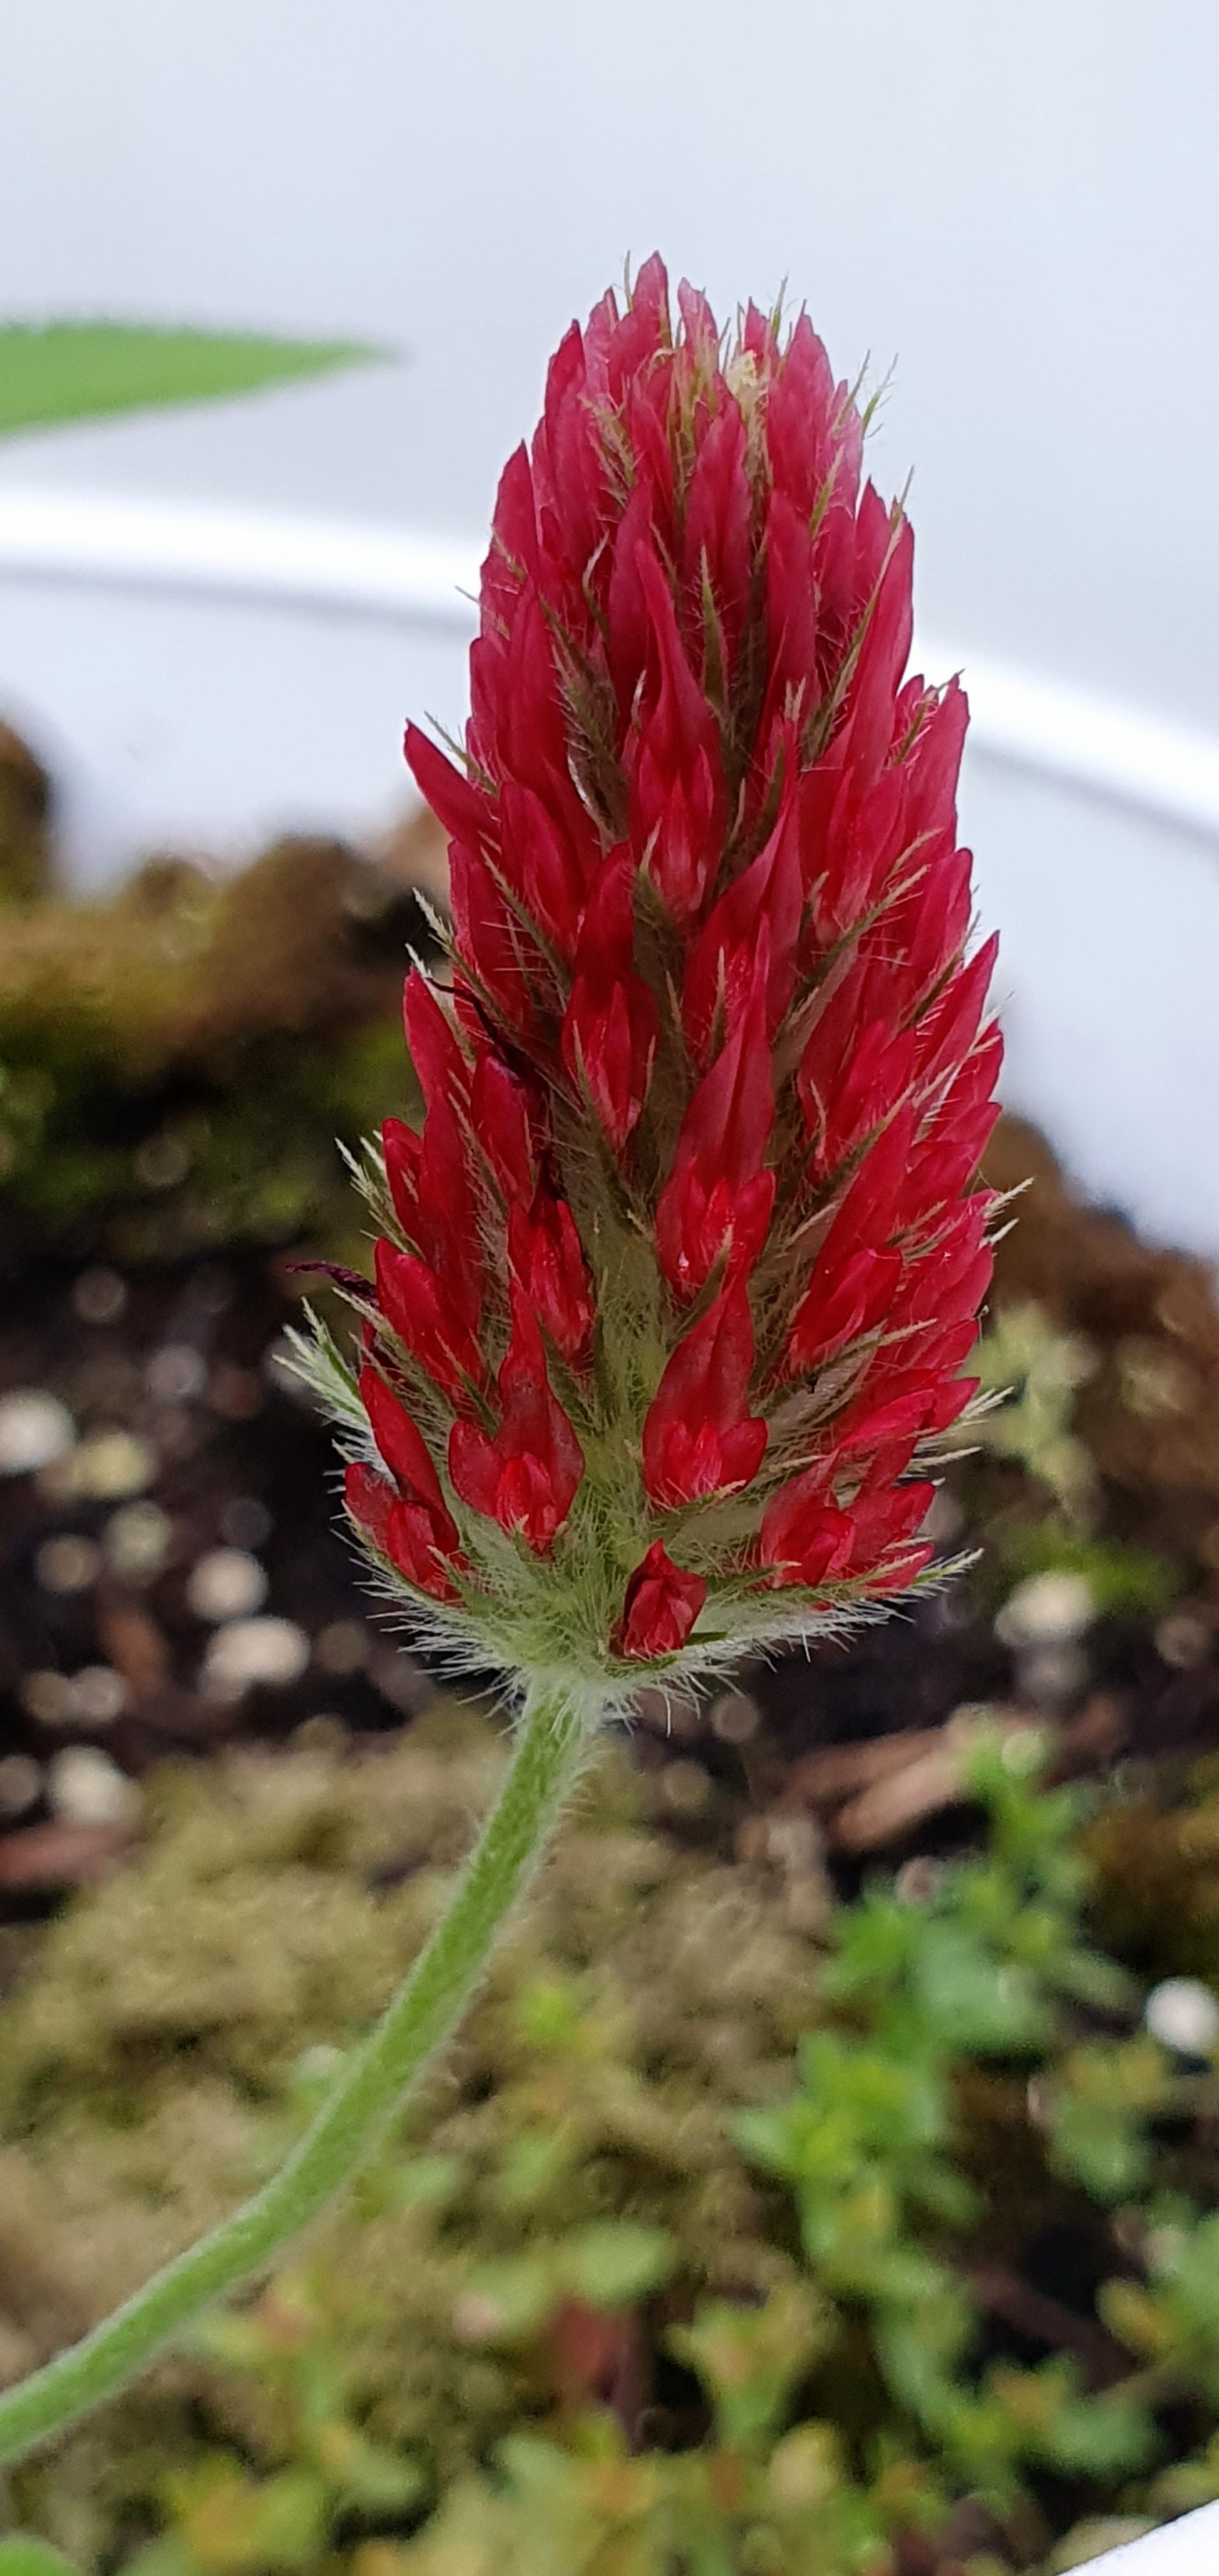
xmin=508 ymin=1192 xmax=596 ymax=1371
xmin=642 ymin=1280 xmax=767 ymax=1508
xmin=655 ymin=959 xmax=776 ymax=1303
xmin=344 ymin=1366 xmax=468 ymax=1607
xmin=561 ymin=850 xmax=658 ymax=1154
xmin=449 ymin=1287 xmax=584 ymax=1552
xmin=614 ymin=1541 xmax=707 ymax=1660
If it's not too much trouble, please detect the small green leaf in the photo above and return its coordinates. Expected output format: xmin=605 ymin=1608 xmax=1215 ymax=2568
xmin=457 ymin=2253 xmax=557 ymax=2342
xmin=562 ymin=2219 xmax=676 ymax=2309
xmin=324 ymin=2427 xmax=428 ymax=2515
xmin=1050 ymin=2100 xmax=1151 ymax=2202
xmin=1043 ymin=2393 xmax=1158 ymax=2479
xmin=0 ymin=2544 xmax=82 ymax=2576
xmin=0 ymin=320 xmax=384 ymax=441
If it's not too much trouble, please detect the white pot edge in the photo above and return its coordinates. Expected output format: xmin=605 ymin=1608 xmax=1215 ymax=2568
xmin=1073 ymin=2497 xmax=1219 ymax=2570
xmin=2 ymin=486 xmax=1219 ymax=843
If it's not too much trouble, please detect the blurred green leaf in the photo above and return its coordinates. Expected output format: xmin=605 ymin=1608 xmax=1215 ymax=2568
xmin=1043 ymin=2392 xmax=1158 ymax=2480
xmin=909 ymin=1922 xmax=1052 ymax=2054
xmin=178 ymin=2463 xmax=329 ymax=2570
xmin=0 ymin=2546 xmax=82 ymax=2576
xmin=562 ymin=2220 xmax=676 ymax=2309
xmin=672 ymin=2286 xmax=826 ymax=2453
xmin=0 ymin=320 xmax=383 ymax=439
xmin=1050 ymin=2099 xmax=1152 ymax=2202
xmin=457 ymin=2253 xmax=557 ymax=2343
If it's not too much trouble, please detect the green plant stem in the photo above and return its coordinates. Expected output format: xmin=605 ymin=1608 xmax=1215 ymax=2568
xmin=0 ymin=1681 xmax=592 ymax=2470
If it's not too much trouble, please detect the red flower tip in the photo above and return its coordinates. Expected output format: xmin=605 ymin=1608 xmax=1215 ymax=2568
xmin=642 ymin=1279 xmax=767 ymax=1510
xmin=627 ymin=549 xmax=726 ymax=926
xmin=449 ymin=1286 xmax=584 ymax=1552
xmin=346 ymin=1367 xmax=469 ymax=1603
xmin=681 ymin=767 xmax=802 ymax=1066
xmin=344 ymin=1452 xmax=466 ymax=1605
xmin=374 ymin=1238 xmax=486 ymax=1408
xmin=561 ymin=850 xmax=658 ymax=1154
xmin=655 ymin=952 xmax=775 ymax=1302
xmin=470 ymin=1048 xmax=540 ymax=1204
xmin=508 ymin=1192 xmax=596 ymax=1370
xmin=614 ymin=1541 xmax=707 ymax=1660
xmin=760 ymin=1464 xmax=934 ymax=1597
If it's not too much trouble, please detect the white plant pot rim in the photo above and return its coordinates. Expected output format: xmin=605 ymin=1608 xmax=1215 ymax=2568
xmin=1 ymin=486 xmax=1217 ymax=846
xmin=1078 ymin=2497 xmax=1219 ymax=2569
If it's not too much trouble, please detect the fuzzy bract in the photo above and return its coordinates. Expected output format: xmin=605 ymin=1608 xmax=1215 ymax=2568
xmin=323 ymin=259 xmax=1002 ymax=1692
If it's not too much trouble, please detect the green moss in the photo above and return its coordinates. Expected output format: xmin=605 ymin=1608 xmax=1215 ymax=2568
xmin=1085 ymin=1771 xmax=1219 ymax=1983
xmin=0 ymin=1719 xmax=816 ymax=2559
xmin=0 ymin=724 xmax=52 ymax=908
xmin=0 ymin=836 xmax=430 ymax=1262
xmin=5 ymin=1723 xmax=1219 ymax=2574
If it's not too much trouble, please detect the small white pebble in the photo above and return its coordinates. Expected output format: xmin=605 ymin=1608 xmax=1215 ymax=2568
xmin=201 ymin=1616 xmax=309 ymax=1702
xmin=996 ymin=1569 xmax=1096 ymax=1649
xmin=1145 ymin=1977 xmax=1219 ymax=2060
xmin=1015 ymin=1642 xmax=1088 ymax=1706
xmin=186 ymin=1547 xmax=268 ymax=1624
xmin=659 ymin=1758 xmax=712 ymax=1816
xmin=1000 ymin=1723 xmax=1051 ymax=1774
xmin=72 ymin=1266 xmax=127 ymax=1325
xmin=896 ymin=1856 xmax=943 ymax=1904
xmin=19 ymin=1670 xmax=74 ymax=1726
xmin=105 ymin=1500 xmax=174 ymax=1583
xmin=764 ymin=1814 xmax=823 ymax=1876
xmin=47 ymin=1746 xmax=140 ymax=1828
xmin=1155 ymin=1611 xmax=1211 ymax=1670
xmin=709 ymin=1690 xmax=761 ymax=1744
xmin=370 ymin=1649 xmax=431 ymax=1716
xmin=65 ymin=1430 xmax=155 ymax=1502
xmin=314 ymin=1618 xmax=368 ymax=1676
xmin=0 ymin=1390 xmax=75 ymax=1476
xmin=136 ymin=1130 xmax=191 ymax=1189
xmin=295 ymin=2043 xmax=344 ymax=2085
xmin=71 ymin=1665 xmax=128 ymax=1726
xmin=35 ymin=1533 xmax=102 ymax=1594
xmin=0 ymin=1754 xmax=41 ymax=1817
xmin=220 ymin=1494 xmax=274 ymax=1550
xmin=146 ymin=1343 xmax=208 ymax=1403
xmin=189 ymin=1263 xmax=234 ymax=1315
xmin=451 ymin=2292 xmax=506 ymax=2345
xmin=293 ymin=1712 xmax=348 ymax=1753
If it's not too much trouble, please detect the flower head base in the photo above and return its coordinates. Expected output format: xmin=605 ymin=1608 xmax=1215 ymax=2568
xmin=310 ymin=260 xmax=1001 ymax=1695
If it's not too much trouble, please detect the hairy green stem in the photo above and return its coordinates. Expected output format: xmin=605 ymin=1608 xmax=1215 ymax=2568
xmin=0 ymin=1681 xmax=592 ymax=2469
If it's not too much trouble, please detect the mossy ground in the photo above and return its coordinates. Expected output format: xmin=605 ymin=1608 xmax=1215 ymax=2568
xmin=1 ymin=1712 xmax=1218 ymax=2571
xmin=0 ymin=1717 xmax=820 ymax=2558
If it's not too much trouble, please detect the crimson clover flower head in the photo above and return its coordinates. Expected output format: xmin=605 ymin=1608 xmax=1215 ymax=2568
xmin=307 ymin=258 xmax=1002 ymax=1698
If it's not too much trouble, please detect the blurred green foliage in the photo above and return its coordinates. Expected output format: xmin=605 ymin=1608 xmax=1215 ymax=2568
xmin=962 ymin=1303 xmax=1098 ymax=1520
xmin=2 ymin=1722 xmax=1219 ymax=2571
xmin=0 ymin=323 xmax=380 ymax=442
xmin=0 ymin=836 xmax=427 ymax=1263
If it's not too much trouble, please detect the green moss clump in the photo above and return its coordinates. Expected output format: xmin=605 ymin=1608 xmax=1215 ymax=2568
xmin=0 ymin=832 xmax=436 ymax=1263
xmin=5 ymin=1723 xmax=1219 ymax=2574
xmin=1085 ymin=1768 xmax=1219 ymax=1984
xmin=0 ymin=721 xmax=52 ymax=907
xmin=0 ymin=1719 xmax=817 ymax=2560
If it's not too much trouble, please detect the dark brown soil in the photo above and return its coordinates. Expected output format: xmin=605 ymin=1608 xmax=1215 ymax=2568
xmin=0 ymin=1112 xmax=1217 ymax=1918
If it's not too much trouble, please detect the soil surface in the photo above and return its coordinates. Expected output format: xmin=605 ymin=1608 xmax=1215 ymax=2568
xmin=1 ymin=1112 xmax=1217 ymax=1922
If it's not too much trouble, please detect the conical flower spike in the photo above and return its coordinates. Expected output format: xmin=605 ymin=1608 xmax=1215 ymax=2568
xmin=312 ymin=259 xmax=1003 ymax=1691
